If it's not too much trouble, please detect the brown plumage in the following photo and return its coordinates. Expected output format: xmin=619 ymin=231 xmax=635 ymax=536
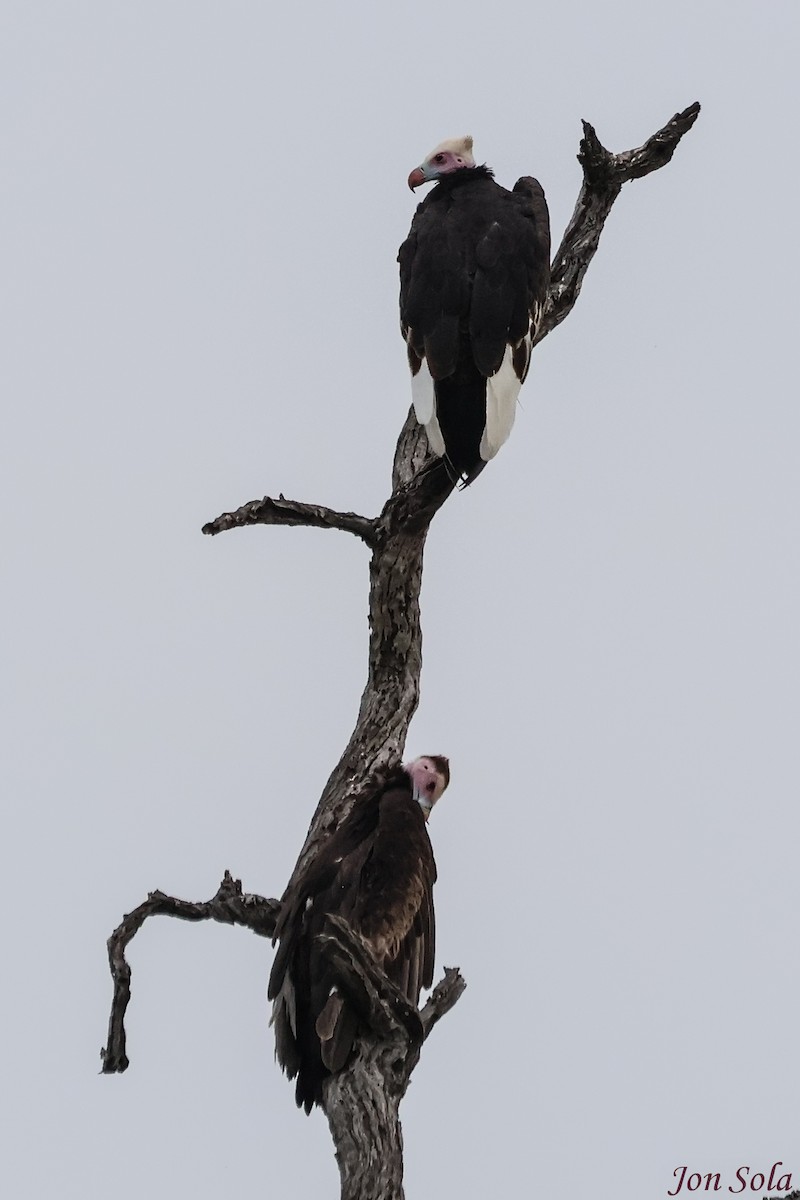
xmin=268 ymin=757 xmax=449 ymax=1112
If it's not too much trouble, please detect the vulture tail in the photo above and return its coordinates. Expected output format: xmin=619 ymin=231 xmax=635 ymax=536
xmin=434 ymin=361 xmax=489 ymax=486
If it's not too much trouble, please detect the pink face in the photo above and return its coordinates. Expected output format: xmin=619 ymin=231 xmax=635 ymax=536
xmin=408 ymin=148 xmax=473 ymax=190
xmin=406 ymin=755 xmax=449 ymax=816
xmin=429 ymin=149 xmax=470 ymax=173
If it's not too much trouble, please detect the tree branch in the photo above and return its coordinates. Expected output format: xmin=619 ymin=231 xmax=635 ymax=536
xmin=611 ymin=101 xmax=702 ymax=181
xmin=317 ymin=914 xmax=429 ymax=1044
xmin=419 ymin=967 xmax=467 ymax=1039
xmin=537 ymin=101 xmax=700 ymax=343
xmin=101 ymin=872 xmax=279 ymax=1073
xmin=202 ymin=494 xmax=377 ymax=546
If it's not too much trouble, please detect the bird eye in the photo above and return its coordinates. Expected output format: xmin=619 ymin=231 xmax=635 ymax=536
xmin=427 ymin=781 xmax=436 ymax=792
xmin=434 ymin=154 xmax=445 ymax=163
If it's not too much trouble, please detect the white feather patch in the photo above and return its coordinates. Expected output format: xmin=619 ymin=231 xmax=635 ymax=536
xmin=410 ymin=356 xmax=446 ymax=458
xmin=410 ymin=354 xmax=435 ymax=425
xmin=480 ymin=340 xmax=527 ymax=461
xmin=424 ymin=409 xmax=446 ymax=458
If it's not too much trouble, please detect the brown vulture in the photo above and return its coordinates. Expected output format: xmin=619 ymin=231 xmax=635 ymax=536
xmin=399 ymin=135 xmax=551 ymax=485
xmin=268 ymin=755 xmax=450 ymax=1113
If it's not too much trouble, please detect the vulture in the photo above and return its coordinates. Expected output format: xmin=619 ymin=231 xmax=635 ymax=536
xmin=268 ymin=755 xmax=450 ymax=1113
xmin=399 ymin=135 xmax=551 ymax=485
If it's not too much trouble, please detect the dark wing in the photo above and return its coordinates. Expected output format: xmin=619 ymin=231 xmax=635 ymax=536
xmin=398 ymin=190 xmax=471 ymax=380
xmin=312 ymin=784 xmax=436 ymax=1084
xmin=355 ymin=786 xmax=436 ymax=1004
xmin=469 ymin=176 xmax=551 ymax=380
xmin=269 ymin=779 xmax=437 ymax=1111
xmin=400 ymin=174 xmax=550 ymax=382
xmin=268 ymin=794 xmax=382 ymax=1003
xmin=390 ymin=858 xmax=435 ymax=1003
xmin=268 ymin=792 xmax=384 ymax=1113
xmin=511 ymin=175 xmax=551 ymax=350
xmin=314 ymin=787 xmax=436 ymax=1082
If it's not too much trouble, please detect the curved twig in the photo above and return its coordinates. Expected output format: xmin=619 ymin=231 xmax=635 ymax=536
xmin=101 ymin=872 xmax=279 ymax=1073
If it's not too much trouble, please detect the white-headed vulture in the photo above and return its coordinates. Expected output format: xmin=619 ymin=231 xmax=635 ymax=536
xmin=268 ymin=755 xmax=450 ymax=1113
xmin=399 ymin=135 xmax=551 ymax=485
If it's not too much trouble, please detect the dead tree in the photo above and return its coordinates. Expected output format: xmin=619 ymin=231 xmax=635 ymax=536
xmin=101 ymin=103 xmax=700 ymax=1200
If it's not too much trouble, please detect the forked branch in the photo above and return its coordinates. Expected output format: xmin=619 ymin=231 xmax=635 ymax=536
xmin=539 ymin=101 xmax=700 ymax=341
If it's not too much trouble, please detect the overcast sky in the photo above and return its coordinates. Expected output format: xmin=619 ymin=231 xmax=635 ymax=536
xmin=3 ymin=3 xmax=799 ymax=1197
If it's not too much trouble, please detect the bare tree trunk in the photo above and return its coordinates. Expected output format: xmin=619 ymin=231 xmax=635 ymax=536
xmin=101 ymin=102 xmax=700 ymax=1199
xmin=326 ymin=1052 xmax=406 ymax=1200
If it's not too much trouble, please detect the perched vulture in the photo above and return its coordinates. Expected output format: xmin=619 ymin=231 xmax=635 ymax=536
xmin=268 ymin=755 xmax=450 ymax=1113
xmin=399 ymin=135 xmax=551 ymax=485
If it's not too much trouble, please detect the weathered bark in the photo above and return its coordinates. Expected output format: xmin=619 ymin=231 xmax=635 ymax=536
xmin=101 ymin=872 xmax=280 ymax=1074
xmin=317 ymin=918 xmax=465 ymax=1200
xmin=102 ymin=102 xmax=699 ymax=1198
xmin=539 ymin=102 xmax=700 ymax=344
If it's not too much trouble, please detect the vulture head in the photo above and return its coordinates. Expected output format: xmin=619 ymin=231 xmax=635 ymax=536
xmin=408 ymin=136 xmax=475 ymax=190
xmin=406 ymin=754 xmax=450 ymax=818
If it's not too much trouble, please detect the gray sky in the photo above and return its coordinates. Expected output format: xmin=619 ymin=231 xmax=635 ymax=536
xmin=3 ymin=2 xmax=799 ymax=1197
